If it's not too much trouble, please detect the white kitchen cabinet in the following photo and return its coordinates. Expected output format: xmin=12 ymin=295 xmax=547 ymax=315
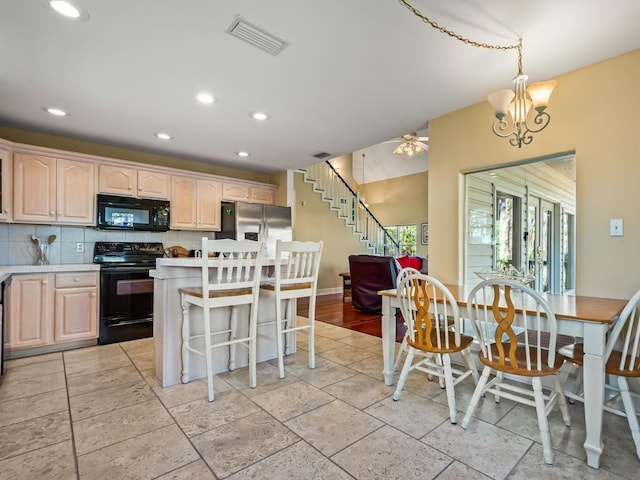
xmin=222 ymin=182 xmax=275 ymax=205
xmin=249 ymin=185 xmax=275 ymax=204
xmin=137 ymin=169 xmax=169 ymax=199
xmin=54 ymin=272 xmax=98 ymax=343
xmin=171 ymin=176 xmax=221 ymax=230
xmin=6 ymin=274 xmax=54 ymax=349
xmin=98 ymin=165 xmax=137 ymax=196
xmin=222 ymin=182 xmax=250 ymax=202
xmin=13 ymin=153 xmax=95 ymax=225
xmin=0 ymin=148 xmax=11 ymax=222
xmin=5 ymin=271 xmax=99 ymax=353
xmin=0 ymin=149 xmax=13 ymax=222
xmin=99 ymin=165 xmax=169 ymax=199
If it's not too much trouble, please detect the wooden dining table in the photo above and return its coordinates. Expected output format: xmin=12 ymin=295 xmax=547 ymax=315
xmin=378 ymin=285 xmax=627 ymax=469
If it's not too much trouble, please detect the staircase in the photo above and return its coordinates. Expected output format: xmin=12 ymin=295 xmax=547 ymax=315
xmin=299 ymin=161 xmax=400 ymax=256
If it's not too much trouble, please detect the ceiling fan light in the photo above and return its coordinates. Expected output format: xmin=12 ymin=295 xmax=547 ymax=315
xmin=393 ymin=145 xmax=405 ymax=155
xmin=414 ymin=145 xmax=424 ymax=154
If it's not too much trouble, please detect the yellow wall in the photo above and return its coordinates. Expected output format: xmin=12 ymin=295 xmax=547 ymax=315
xmin=428 ymin=49 xmax=640 ymax=299
xmin=363 ymin=171 xmax=429 ymax=259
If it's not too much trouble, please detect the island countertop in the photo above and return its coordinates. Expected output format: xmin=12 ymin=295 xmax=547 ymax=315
xmin=152 ymin=256 xmax=276 ymax=275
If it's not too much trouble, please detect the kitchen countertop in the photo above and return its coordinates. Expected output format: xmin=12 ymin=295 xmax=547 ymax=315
xmin=0 ymin=264 xmax=100 ymax=284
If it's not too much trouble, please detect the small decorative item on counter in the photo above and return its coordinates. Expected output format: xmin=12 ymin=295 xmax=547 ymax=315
xmin=168 ymin=245 xmax=189 ymax=258
xmin=30 ymin=234 xmax=56 ymax=265
xmin=474 ymin=266 xmax=534 ymax=285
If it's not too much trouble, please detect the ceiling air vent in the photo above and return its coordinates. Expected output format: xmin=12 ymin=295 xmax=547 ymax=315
xmin=227 ymin=15 xmax=288 ymax=56
xmin=312 ymin=152 xmax=331 ymax=159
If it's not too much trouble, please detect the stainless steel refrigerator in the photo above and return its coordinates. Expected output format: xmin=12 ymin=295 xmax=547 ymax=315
xmin=218 ymin=201 xmax=292 ymax=258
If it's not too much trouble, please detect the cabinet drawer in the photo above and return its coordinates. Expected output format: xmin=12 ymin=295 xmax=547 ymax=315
xmin=55 ymin=272 xmax=98 ymax=288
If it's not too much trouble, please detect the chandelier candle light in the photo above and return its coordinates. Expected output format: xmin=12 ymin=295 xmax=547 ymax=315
xmin=399 ymin=0 xmax=557 ymax=148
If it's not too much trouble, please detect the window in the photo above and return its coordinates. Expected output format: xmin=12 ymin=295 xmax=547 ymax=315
xmin=385 ymin=224 xmax=417 ymax=256
xmin=495 ymin=192 xmax=522 ymax=271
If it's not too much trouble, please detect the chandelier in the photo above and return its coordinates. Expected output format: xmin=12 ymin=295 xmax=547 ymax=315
xmin=398 ymin=0 xmax=556 ymax=148
xmin=393 ymin=134 xmax=428 ymax=157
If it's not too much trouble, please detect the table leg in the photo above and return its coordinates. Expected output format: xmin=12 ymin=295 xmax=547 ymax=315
xmin=581 ymin=322 xmax=607 ymax=468
xmin=381 ymin=295 xmax=395 ymax=386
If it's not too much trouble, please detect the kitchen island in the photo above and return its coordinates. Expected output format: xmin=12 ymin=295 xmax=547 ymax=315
xmin=150 ymin=257 xmax=283 ymax=387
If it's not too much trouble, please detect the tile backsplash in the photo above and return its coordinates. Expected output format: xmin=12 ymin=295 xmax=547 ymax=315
xmin=0 ymin=224 xmax=213 ymax=266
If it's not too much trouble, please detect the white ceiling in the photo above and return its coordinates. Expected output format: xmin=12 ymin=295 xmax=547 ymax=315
xmin=0 ymin=1 xmax=638 ymax=174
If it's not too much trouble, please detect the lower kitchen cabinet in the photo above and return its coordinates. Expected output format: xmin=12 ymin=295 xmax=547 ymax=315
xmin=54 ymin=272 xmax=98 ymax=343
xmin=5 ymin=271 xmax=99 ymax=352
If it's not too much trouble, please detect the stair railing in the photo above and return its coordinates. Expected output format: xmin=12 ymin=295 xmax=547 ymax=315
xmin=300 ymin=161 xmax=400 ymax=256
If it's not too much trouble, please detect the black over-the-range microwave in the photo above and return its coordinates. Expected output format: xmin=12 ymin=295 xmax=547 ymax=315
xmin=96 ymin=194 xmax=170 ymax=231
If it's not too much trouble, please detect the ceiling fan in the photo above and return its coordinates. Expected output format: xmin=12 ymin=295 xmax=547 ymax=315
xmin=383 ymin=133 xmax=429 ymax=157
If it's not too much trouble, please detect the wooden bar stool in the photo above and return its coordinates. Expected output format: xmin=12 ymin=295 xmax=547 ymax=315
xmin=259 ymin=240 xmax=323 ymax=379
xmin=179 ymin=238 xmax=264 ymax=402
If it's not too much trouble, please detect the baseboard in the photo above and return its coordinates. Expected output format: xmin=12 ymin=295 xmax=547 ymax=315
xmin=317 ymin=287 xmax=342 ymax=296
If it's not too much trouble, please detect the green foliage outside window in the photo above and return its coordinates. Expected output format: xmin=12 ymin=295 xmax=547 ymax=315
xmin=385 ymin=224 xmax=416 ymax=256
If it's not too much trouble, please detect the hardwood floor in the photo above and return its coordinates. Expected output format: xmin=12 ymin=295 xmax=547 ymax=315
xmin=297 ymin=293 xmax=407 ymax=343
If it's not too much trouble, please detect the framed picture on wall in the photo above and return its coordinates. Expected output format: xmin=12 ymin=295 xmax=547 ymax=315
xmin=421 ymin=223 xmax=429 ymax=245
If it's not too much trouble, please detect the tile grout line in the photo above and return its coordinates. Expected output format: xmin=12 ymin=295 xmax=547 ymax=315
xmin=61 ymin=351 xmax=82 ymax=480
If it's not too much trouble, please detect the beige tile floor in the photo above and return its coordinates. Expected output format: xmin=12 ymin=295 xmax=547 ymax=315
xmin=0 ymin=319 xmax=638 ymax=480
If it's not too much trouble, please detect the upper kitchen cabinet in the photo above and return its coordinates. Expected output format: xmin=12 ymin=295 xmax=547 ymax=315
xmin=99 ymin=165 xmax=169 ymax=199
xmin=222 ymin=182 xmax=250 ymax=202
xmin=13 ymin=153 xmax=95 ymax=225
xmin=0 ymin=148 xmax=12 ymax=222
xmin=137 ymin=169 xmax=169 ymax=199
xmin=98 ymin=165 xmax=136 ymax=196
xmin=222 ymin=182 xmax=276 ymax=205
xmin=250 ymin=185 xmax=275 ymax=205
xmin=171 ymin=176 xmax=221 ymax=230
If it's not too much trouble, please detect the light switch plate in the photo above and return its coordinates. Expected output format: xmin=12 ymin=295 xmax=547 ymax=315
xmin=610 ymin=219 xmax=623 ymax=237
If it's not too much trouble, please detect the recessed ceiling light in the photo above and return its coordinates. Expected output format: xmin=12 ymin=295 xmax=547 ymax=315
xmin=237 ymin=151 xmax=250 ymax=157
xmin=44 ymin=107 xmax=69 ymax=116
xmin=155 ymin=133 xmax=172 ymax=140
xmin=252 ymin=112 xmax=268 ymax=121
xmin=46 ymin=1 xmax=89 ymax=21
xmin=196 ymin=93 xmax=215 ymax=104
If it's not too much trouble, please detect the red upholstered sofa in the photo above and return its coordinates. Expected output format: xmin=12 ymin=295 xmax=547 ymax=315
xmin=396 ymin=255 xmax=427 ymax=273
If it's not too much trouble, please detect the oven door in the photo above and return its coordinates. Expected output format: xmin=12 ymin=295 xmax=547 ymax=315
xmin=99 ymin=266 xmax=154 ymax=344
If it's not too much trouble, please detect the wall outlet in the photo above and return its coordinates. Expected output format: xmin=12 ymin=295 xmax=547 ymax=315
xmin=76 ymin=242 xmax=84 ymax=253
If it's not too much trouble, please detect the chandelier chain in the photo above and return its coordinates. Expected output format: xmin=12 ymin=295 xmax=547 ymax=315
xmin=398 ymin=0 xmax=522 ymax=60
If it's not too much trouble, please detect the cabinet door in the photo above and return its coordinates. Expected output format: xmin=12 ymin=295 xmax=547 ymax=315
xmin=7 ymin=274 xmax=54 ymax=349
xmin=250 ymin=186 xmax=275 ymax=205
xmin=138 ymin=170 xmax=169 ymax=199
xmin=197 ymin=180 xmax=222 ymax=230
xmin=99 ymin=165 xmax=137 ymax=196
xmin=0 ymin=148 xmax=11 ymax=221
xmin=222 ymin=182 xmax=250 ymax=202
xmin=171 ymin=176 xmax=197 ymax=229
xmin=57 ymin=159 xmax=95 ymax=224
xmin=13 ymin=153 xmax=57 ymax=223
xmin=54 ymin=287 xmax=98 ymax=342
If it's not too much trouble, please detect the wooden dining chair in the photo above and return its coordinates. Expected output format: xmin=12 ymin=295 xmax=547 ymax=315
xmin=392 ymin=271 xmax=478 ymax=424
xmin=393 ymin=266 xmax=422 ymax=372
xmin=559 ymin=287 xmax=640 ymax=460
xmin=461 ymin=278 xmax=571 ymax=465
xmin=179 ymin=238 xmax=264 ymax=402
